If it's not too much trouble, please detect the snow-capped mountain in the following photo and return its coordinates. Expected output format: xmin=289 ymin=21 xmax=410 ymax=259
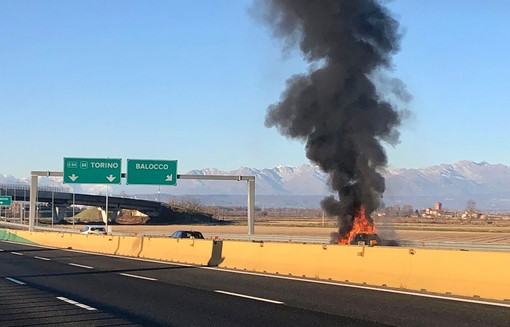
xmin=382 ymin=161 xmax=510 ymax=210
xmin=384 ymin=161 xmax=510 ymax=197
xmin=2 ymin=161 xmax=510 ymax=210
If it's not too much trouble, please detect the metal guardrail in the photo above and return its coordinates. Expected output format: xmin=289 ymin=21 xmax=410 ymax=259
xmin=397 ymin=240 xmax=510 ymax=252
xmin=0 ymin=221 xmax=82 ymax=234
xmin=179 ymin=233 xmax=510 ymax=252
xmin=0 ymin=183 xmax=70 ymax=194
xmin=201 ymin=233 xmax=510 ymax=252
xmin=203 ymin=233 xmax=332 ymax=244
xmin=133 ymin=231 xmax=331 ymax=243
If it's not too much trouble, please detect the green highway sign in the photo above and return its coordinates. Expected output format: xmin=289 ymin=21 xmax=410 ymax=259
xmin=0 ymin=195 xmax=12 ymax=206
xmin=127 ymin=159 xmax=177 ymax=185
xmin=63 ymin=157 xmax=122 ymax=184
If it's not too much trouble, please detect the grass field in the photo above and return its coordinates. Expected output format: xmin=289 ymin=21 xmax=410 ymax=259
xmin=38 ymin=207 xmax=509 ymax=244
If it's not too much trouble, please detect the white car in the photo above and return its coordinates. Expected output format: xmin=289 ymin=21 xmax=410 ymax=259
xmin=81 ymin=225 xmax=107 ymax=235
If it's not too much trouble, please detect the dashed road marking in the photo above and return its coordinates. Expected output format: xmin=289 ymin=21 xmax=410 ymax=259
xmin=34 ymin=256 xmax=51 ymax=261
xmin=5 ymin=277 xmax=26 ymax=285
xmin=119 ymin=273 xmax=157 ymax=281
xmin=68 ymin=263 xmax=94 ymax=269
xmin=57 ymin=296 xmax=97 ymax=311
xmin=215 ymin=290 xmax=284 ymax=304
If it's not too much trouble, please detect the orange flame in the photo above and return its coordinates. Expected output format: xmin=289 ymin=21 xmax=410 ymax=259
xmin=338 ymin=205 xmax=376 ymax=244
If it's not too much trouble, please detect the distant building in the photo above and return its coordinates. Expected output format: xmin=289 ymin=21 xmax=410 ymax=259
xmin=422 ymin=202 xmax=444 ymax=218
xmin=461 ymin=211 xmax=481 ymax=219
xmin=424 ymin=207 xmax=441 ymax=217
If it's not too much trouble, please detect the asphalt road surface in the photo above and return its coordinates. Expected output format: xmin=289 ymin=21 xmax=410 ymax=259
xmin=0 ymin=241 xmax=509 ymax=327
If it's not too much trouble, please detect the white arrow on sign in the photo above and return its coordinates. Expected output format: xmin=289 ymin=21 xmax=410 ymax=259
xmin=106 ymin=175 xmax=117 ymax=182
xmin=165 ymin=174 xmax=173 ymax=182
xmin=69 ymin=174 xmax=79 ymax=182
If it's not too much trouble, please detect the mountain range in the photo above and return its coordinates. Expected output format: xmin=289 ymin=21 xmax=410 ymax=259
xmin=2 ymin=160 xmax=510 ymax=211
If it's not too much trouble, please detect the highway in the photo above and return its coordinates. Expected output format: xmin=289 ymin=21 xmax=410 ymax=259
xmin=1 ymin=241 xmax=509 ymax=326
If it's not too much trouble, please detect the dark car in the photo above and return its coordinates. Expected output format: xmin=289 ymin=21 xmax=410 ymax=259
xmin=170 ymin=230 xmax=205 ymax=239
xmin=351 ymin=233 xmax=381 ymax=246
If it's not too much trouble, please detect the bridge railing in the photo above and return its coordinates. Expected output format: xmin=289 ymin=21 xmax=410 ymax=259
xmin=0 ymin=183 xmax=71 ymax=195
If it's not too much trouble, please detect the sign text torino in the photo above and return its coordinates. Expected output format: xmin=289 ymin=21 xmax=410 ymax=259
xmin=91 ymin=162 xmax=119 ymax=169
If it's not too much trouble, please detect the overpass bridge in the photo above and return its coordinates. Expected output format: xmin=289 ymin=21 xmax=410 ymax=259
xmin=1 ymin=183 xmax=165 ymax=224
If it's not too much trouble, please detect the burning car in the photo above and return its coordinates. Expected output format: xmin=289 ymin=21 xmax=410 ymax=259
xmin=338 ymin=205 xmax=380 ymax=245
xmin=351 ymin=233 xmax=380 ymax=246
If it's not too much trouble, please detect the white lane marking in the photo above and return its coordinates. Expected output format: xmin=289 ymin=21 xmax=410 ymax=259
xmin=10 ymin=252 xmax=23 ymax=256
xmin=119 ymin=273 xmax=157 ymax=281
xmin=5 ymin=240 xmax=510 ymax=309
xmin=5 ymin=277 xmax=26 ymax=285
xmin=215 ymin=290 xmax=284 ymax=304
xmin=68 ymin=263 xmax=94 ymax=269
xmin=0 ymin=248 xmax=4 ymax=251
xmin=34 ymin=256 xmax=51 ymax=261
xmin=57 ymin=296 xmax=96 ymax=311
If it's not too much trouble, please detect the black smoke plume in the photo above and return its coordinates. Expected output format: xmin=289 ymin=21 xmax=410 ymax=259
xmin=253 ymin=0 xmax=410 ymax=240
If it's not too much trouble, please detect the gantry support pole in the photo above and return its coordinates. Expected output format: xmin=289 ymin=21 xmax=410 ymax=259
xmin=29 ymin=171 xmax=63 ymax=232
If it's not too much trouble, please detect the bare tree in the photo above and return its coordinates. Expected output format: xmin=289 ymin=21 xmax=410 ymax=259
xmin=466 ymin=200 xmax=477 ymax=213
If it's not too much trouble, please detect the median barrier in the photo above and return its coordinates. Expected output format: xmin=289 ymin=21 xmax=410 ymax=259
xmin=4 ymin=229 xmax=67 ymax=247
xmin=9 ymin=230 xmax=120 ymax=254
xmin=67 ymin=234 xmax=119 ymax=254
xmin=2 ymin=229 xmax=213 ymax=266
xmin=317 ymin=245 xmax=412 ymax=288
xmin=114 ymin=236 xmax=144 ymax=257
xmin=218 ymin=241 xmax=411 ymax=287
xmin=217 ymin=240 xmax=510 ymax=301
xmin=215 ymin=240 xmax=263 ymax=271
xmin=405 ymin=248 xmax=510 ymax=301
xmin=138 ymin=237 xmax=212 ymax=265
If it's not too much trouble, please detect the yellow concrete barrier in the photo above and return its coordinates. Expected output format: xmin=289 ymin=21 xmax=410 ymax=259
xmin=316 ymin=245 xmax=412 ymax=288
xmin=218 ymin=240 xmax=510 ymax=301
xmin=114 ymin=235 xmax=144 ymax=257
xmin=11 ymin=230 xmax=119 ymax=254
xmin=139 ymin=237 xmax=212 ymax=265
xmin=6 ymin=229 xmax=213 ymax=266
xmin=406 ymin=248 xmax=510 ymax=300
xmin=218 ymin=241 xmax=411 ymax=286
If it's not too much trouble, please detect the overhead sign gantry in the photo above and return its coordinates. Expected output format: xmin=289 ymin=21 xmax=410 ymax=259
xmin=29 ymin=157 xmax=255 ymax=235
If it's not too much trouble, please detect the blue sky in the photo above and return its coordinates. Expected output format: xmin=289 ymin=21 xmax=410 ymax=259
xmin=1 ymin=0 xmax=509 ymax=178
